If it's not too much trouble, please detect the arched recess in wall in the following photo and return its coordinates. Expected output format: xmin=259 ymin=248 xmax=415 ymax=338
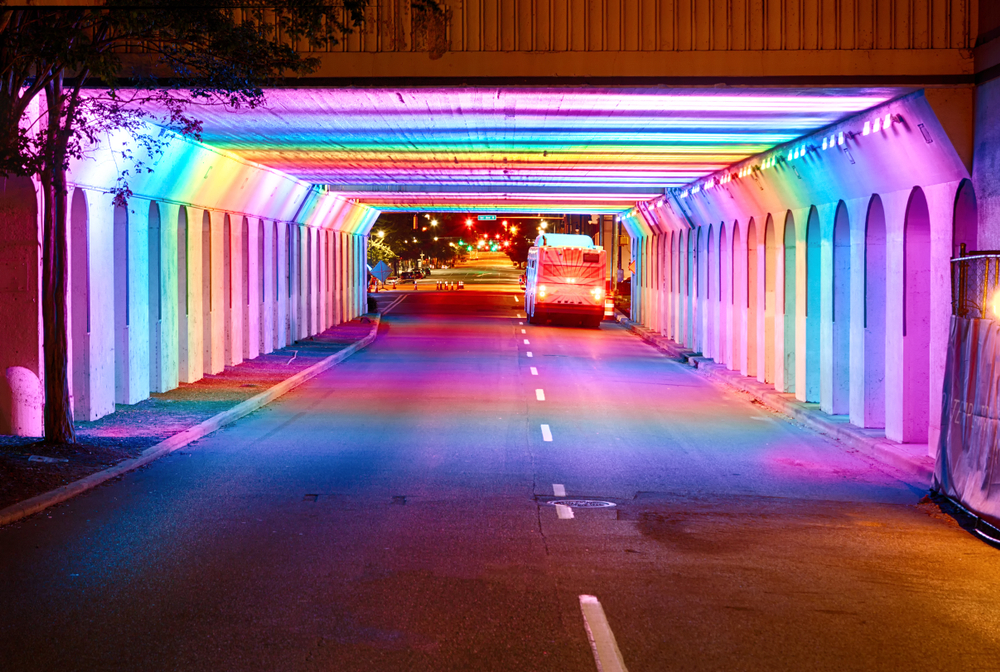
xmin=764 ymin=215 xmax=777 ymax=384
xmin=746 ymin=218 xmax=758 ymax=378
xmin=686 ymin=229 xmax=696 ymax=349
xmin=953 ymin=179 xmax=978 ymax=257
xmin=222 ymin=214 xmax=232 ymax=364
xmin=705 ymin=225 xmax=713 ymax=358
xmin=782 ymin=212 xmax=797 ymax=394
xmin=241 ymin=216 xmax=250 ymax=359
xmin=202 ymin=211 xmax=213 ymax=373
xmin=718 ymin=222 xmax=727 ymax=367
xmin=148 ymin=202 xmax=162 ymax=393
xmin=831 ymin=202 xmax=851 ymax=415
xmin=177 ymin=207 xmax=189 ymax=375
xmin=864 ymin=196 xmax=887 ymax=428
xmin=258 ymin=219 xmax=266 ymax=351
xmin=305 ymin=227 xmax=313 ymax=336
xmin=113 ymin=202 xmax=130 ymax=403
xmin=286 ymin=222 xmax=294 ymax=344
xmin=70 ymin=188 xmax=90 ymax=420
xmin=272 ymin=221 xmax=279 ymax=350
xmin=902 ymin=187 xmax=932 ymax=443
xmin=805 ymin=206 xmax=821 ymax=402
xmin=731 ymin=221 xmax=741 ymax=369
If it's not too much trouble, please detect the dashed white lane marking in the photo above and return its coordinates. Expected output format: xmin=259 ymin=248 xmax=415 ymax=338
xmin=555 ymin=504 xmax=575 ymax=519
xmin=524 ymin=339 xmax=530 ymax=344
xmin=579 ymin=595 xmax=629 ymax=672
xmin=541 ymin=424 xmax=552 ymax=441
xmin=535 ymin=389 xmax=546 ymax=401
xmin=527 ymin=352 xmax=533 ymax=358
xmin=515 ymin=296 xmax=520 ymax=302
xmin=553 ymin=483 xmax=566 ymax=497
xmin=517 ymin=313 xmax=524 ymax=318
xmin=530 ymin=367 xmax=538 ymax=375
xmin=519 ymin=321 xmax=524 ymax=325
xmin=521 ymin=328 xmax=526 ymax=333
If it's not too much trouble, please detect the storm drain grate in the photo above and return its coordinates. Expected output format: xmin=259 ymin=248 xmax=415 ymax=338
xmin=542 ymin=499 xmax=615 ymax=508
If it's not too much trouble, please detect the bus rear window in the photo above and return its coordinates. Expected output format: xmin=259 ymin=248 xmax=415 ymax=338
xmin=583 ymin=252 xmax=600 ymax=264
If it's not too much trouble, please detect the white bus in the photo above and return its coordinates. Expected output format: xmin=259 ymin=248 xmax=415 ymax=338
xmin=524 ymin=233 xmax=607 ymax=328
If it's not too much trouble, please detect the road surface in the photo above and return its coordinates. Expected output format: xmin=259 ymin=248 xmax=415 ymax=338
xmin=1 ymin=289 xmax=998 ymax=671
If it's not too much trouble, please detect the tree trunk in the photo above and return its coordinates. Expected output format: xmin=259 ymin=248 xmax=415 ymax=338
xmin=40 ymin=76 xmax=75 ymax=444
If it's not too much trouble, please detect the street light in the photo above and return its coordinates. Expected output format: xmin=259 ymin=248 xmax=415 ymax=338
xmin=377 ymin=230 xmax=385 ymax=239
xmin=540 ymin=221 xmax=548 ymax=229
xmin=465 ymin=218 xmax=473 ymax=227
xmin=431 ymin=219 xmax=438 ymax=227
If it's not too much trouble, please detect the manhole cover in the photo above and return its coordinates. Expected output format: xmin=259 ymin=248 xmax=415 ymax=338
xmin=543 ymin=499 xmax=615 ymax=508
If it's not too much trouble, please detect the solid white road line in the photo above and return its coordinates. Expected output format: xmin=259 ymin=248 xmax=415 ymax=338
xmin=535 ymin=389 xmax=546 ymax=401
xmin=541 ymin=424 xmax=552 ymax=441
xmin=381 ymin=294 xmax=408 ymax=315
xmin=555 ymin=503 xmax=574 ymax=519
xmin=553 ymin=483 xmax=566 ymax=496
xmin=579 ymin=595 xmax=629 ymax=672
xmin=527 ymin=352 xmax=533 ymax=358
xmin=530 ymin=367 xmax=538 ymax=375
xmin=524 ymin=339 xmax=530 ymax=344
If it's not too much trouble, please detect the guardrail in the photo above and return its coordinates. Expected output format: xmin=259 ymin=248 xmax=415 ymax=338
xmin=951 ymin=247 xmax=1000 ymax=319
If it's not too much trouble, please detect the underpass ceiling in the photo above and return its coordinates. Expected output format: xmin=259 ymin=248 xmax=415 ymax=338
xmin=186 ymin=87 xmax=904 ymax=214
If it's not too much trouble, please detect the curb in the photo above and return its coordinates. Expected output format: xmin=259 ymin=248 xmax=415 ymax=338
xmin=614 ymin=312 xmax=934 ymax=483
xmin=0 ymin=314 xmax=382 ymax=527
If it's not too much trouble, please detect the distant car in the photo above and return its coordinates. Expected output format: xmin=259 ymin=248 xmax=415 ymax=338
xmin=422 ymin=268 xmax=432 ymax=277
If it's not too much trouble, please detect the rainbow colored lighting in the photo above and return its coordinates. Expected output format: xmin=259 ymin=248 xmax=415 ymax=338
xmin=154 ymin=87 xmax=900 ymax=215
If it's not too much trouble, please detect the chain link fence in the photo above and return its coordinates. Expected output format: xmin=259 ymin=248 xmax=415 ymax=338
xmin=951 ymin=250 xmax=1000 ymax=319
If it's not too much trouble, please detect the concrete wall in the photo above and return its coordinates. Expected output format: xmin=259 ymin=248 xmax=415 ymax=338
xmin=624 ymin=91 xmax=971 ymax=455
xmin=0 ymin=123 xmax=377 ymax=435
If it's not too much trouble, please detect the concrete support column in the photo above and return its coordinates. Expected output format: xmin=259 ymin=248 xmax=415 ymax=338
xmin=151 ymin=202 xmax=180 ymax=393
xmin=735 ymin=222 xmax=749 ymax=376
xmin=204 ymin=210 xmax=225 ymax=374
xmin=630 ymin=237 xmax=640 ymax=322
xmin=882 ymin=190 xmax=914 ymax=443
xmin=178 ymin=206 xmax=203 ymax=383
xmin=288 ymin=224 xmax=299 ymax=344
xmin=756 ymin=217 xmax=769 ymax=384
xmin=224 ymin=214 xmax=244 ymax=368
xmin=275 ymin=222 xmax=287 ymax=350
xmin=361 ymin=235 xmax=369 ymax=315
xmin=331 ymin=232 xmax=341 ymax=326
xmin=816 ymin=202 xmax=839 ymax=414
xmin=0 ymin=176 xmax=43 ymax=435
xmin=721 ymin=224 xmax=730 ymax=365
xmin=113 ymin=199 xmax=151 ymax=404
xmin=311 ymin=228 xmax=320 ymax=333
xmin=298 ymin=225 xmax=309 ymax=339
xmin=924 ymin=181 xmax=961 ymax=454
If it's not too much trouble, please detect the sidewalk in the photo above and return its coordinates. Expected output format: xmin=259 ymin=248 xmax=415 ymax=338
xmin=0 ymin=314 xmax=381 ymax=525
xmin=614 ymin=312 xmax=935 ymax=484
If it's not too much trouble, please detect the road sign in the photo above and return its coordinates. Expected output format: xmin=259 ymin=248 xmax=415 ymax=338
xmin=371 ymin=260 xmax=391 ymax=283
xmin=477 ymin=214 xmax=496 ymax=221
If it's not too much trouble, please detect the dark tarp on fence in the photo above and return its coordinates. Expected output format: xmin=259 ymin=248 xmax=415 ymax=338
xmin=934 ymin=316 xmax=1000 ymax=528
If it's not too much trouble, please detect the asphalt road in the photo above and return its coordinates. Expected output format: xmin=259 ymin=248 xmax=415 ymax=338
xmin=1 ymin=289 xmax=998 ymax=671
